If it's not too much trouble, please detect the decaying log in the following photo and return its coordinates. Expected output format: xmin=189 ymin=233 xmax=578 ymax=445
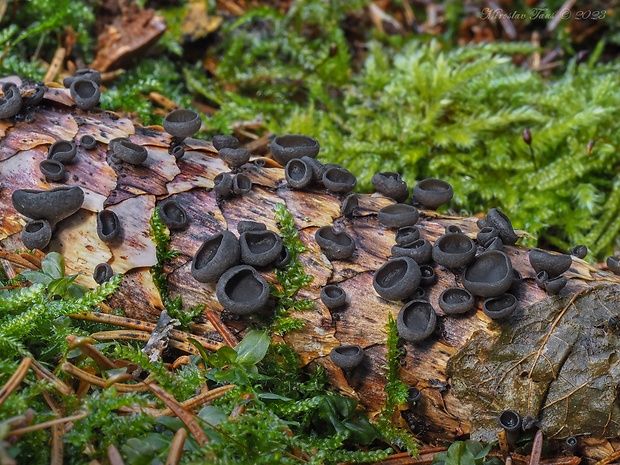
xmin=1 ymin=76 xmax=620 ymax=462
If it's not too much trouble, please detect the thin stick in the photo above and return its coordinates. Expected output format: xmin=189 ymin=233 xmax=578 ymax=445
xmin=67 ymin=335 xmax=118 ymax=370
xmin=8 ymin=411 xmax=88 ymax=436
xmin=150 ymin=384 xmax=235 ymax=418
xmin=165 ymin=427 xmax=187 ymax=465
xmin=61 ymin=362 xmax=150 ymax=393
xmin=529 ymin=430 xmax=543 ymax=465
xmin=0 ymin=357 xmax=32 ymax=407
xmin=43 ymin=46 xmax=66 ymax=83
xmin=107 ymin=445 xmax=125 ymax=465
xmin=204 ymin=310 xmax=238 ymax=346
xmin=31 ymin=359 xmax=74 ymax=396
xmin=594 ymin=448 xmax=620 ymax=465
xmin=90 ymin=330 xmax=202 ymax=355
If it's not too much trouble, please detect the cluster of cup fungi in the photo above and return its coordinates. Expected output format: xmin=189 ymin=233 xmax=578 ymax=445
xmin=3 ymin=71 xmax=620 ymax=433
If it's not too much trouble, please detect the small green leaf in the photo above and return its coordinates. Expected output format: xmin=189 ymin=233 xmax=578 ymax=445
xmin=234 ymin=330 xmax=270 ymax=366
xmin=198 ymin=405 xmax=228 ymax=427
xmin=47 ymin=275 xmax=78 ymax=297
xmin=21 ymin=270 xmax=53 ymax=285
xmin=41 ymin=252 xmax=65 ymax=279
xmin=445 ymin=441 xmax=477 ymax=465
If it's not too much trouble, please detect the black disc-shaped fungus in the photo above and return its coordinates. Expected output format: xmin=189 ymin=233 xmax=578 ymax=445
xmin=70 ymin=78 xmax=100 ymax=110
xmin=12 ymin=186 xmax=84 ymax=224
xmin=240 ymin=230 xmax=283 ymax=267
xmin=97 ymin=210 xmax=121 ymax=243
xmin=570 ymin=244 xmax=588 ymax=259
xmin=371 ymin=172 xmax=409 ymax=202
xmin=48 ymin=140 xmax=77 ymax=164
xmin=340 ymin=194 xmax=359 ymax=218
xmin=315 ymin=226 xmax=355 ymax=260
xmin=412 ymin=178 xmax=453 ymax=209
xmin=419 ymin=264 xmax=437 ymax=286
xmin=212 ymin=135 xmax=240 ymax=150
xmin=483 ymin=293 xmax=517 ymax=320
xmin=462 ymin=250 xmax=513 ymax=297
xmin=216 ymin=265 xmax=270 ymax=315
xmin=191 ymin=230 xmax=241 ymax=283
xmin=529 ymin=248 xmax=572 ymax=278
xmin=285 ymin=158 xmax=314 ymax=189
xmin=111 ymin=137 xmax=148 ymax=165
xmin=607 ymin=256 xmax=620 ymax=275
xmin=237 ymin=221 xmax=266 ymax=234
xmin=21 ymin=219 xmax=52 ymax=250
xmin=330 ymin=344 xmax=364 ymax=371
xmin=163 ymin=109 xmax=202 ymax=139
xmin=432 ymin=233 xmax=476 ymax=269
xmin=158 ymin=200 xmax=189 ymax=230
xmin=219 ymin=147 xmax=251 ymax=170
xmin=214 ymin=172 xmax=234 ymax=197
xmin=373 ymin=257 xmax=421 ymax=301
xmin=0 ymin=83 xmax=23 ymax=118
xmin=79 ymin=134 xmax=98 ymax=150
xmin=397 ymin=300 xmax=437 ymax=343
xmin=39 ymin=159 xmax=66 ymax=182
xmin=322 ymin=166 xmax=357 ymax=193
xmin=232 ymin=173 xmax=252 ymax=196
xmin=438 ymin=287 xmax=474 ymax=315
xmin=270 ymin=134 xmax=320 ymax=166
xmin=93 ymin=263 xmax=114 ymax=284
xmin=320 ymin=284 xmax=347 ymax=310
xmin=486 ymin=208 xmax=518 ymax=245
xmin=391 ymin=238 xmax=432 ymax=264
xmin=395 ymin=226 xmax=420 ymax=246
xmin=377 ymin=203 xmax=419 ymax=229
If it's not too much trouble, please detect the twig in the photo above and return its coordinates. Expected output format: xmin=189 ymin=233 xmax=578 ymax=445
xmin=547 ymin=0 xmax=576 ymax=32
xmin=43 ymin=46 xmax=66 ymax=83
xmin=90 ymin=329 xmax=202 ymax=355
xmin=41 ymin=392 xmax=65 ymax=465
xmin=66 ymin=335 xmax=118 ymax=370
xmin=204 ymin=310 xmax=238 ymax=346
xmin=530 ymin=430 xmax=543 ymax=465
xmin=61 ymin=362 xmax=151 ymax=393
xmin=149 ymin=384 xmax=235 ymax=418
xmin=166 ymin=427 xmax=187 ymax=465
xmin=0 ymin=357 xmax=32 ymax=407
xmin=107 ymin=444 xmax=125 ymax=465
xmin=594 ymin=448 xmax=620 ymax=465
xmin=32 ymin=357 xmax=73 ymax=396
xmin=8 ymin=411 xmax=88 ymax=436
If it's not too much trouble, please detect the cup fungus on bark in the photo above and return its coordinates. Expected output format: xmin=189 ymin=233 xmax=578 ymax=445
xmin=214 ymin=172 xmax=234 ymax=197
xmin=212 ymin=135 xmax=240 ymax=150
xmin=48 ymin=140 xmax=77 ymax=164
xmin=64 ymin=68 xmax=102 ymax=87
xmin=485 ymin=208 xmax=518 ymax=245
xmin=395 ymin=226 xmax=420 ymax=246
xmin=0 ymin=83 xmax=23 ymax=118
xmin=158 ymin=200 xmax=189 ymax=230
xmin=110 ymin=137 xmax=148 ymax=165
xmin=163 ymin=109 xmax=202 ymax=140
xmin=483 ymin=293 xmax=517 ymax=320
xmin=330 ymin=344 xmax=364 ymax=371
xmin=412 ymin=178 xmax=454 ymax=209
xmin=301 ymin=155 xmax=326 ymax=181
xmin=315 ymin=226 xmax=355 ymax=260
xmin=371 ymin=172 xmax=409 ymax=202
xmin=219 ymin=147 xmax=251 ymax=170
xmin=285 ymin=158 xmax=314 ymax=189
xmin=272 ymin=245 xmax=291 ymax=269
xmin=79 ymin=134 xmax=98 ymax=150
xmin=340 ymin=194 xmax=359 ymax=218
xmin=21 ymin=84 xmax=46 ymax=107
xmin=377 ymin=203 xmax=419 ymax=229
xmin=170 ymin=144 xmax=185 ymax=160
xmin=438 ymin=287 xmax=474 ymax=315
xmin=70 ymin=78 xmax=101 ymax=110
xmin=419 ymin=264 xmax=437 ymax=286
xmin=39 ymin=159 xmax=66 ymax=182
xmin=407 ymin=387 xmax=422 ymax=408
xmin=21 ymin=219 xmax=52 ymax=250
xmin=607 ymin=256 xmax=620 ymax=275
xmin=232 ymin=173 xmax=252 ymax=196
xmin=237 ymin=221 xmax=266 ymax=234
xmin=529 ymin=249 xmax=572 ymax=278
xmin=322 ymin=166 xmax=357 ymax=193
xmin=373 ymin=257 xmax=421 ymax=301
xmin=240 ymin=230 xmax=284 ymax=267
xmin=476 ymin=227 xmax=499 ymax=245
xmin=397 ymin=299 xmax=437 ymax=343
xmin=320 ymin=284 xmax=347 ymax=310
xmin=432 ymin=233 xmax=476 ymax=269
xmin=571 ymin=244 xmax=587 ymax=259
xmin=444 ymin=225 xmax=462 ymax=235
xmin=93 ymin=263 xmax=114 ymax=284
xmin=12 ymin=186 xmax=84 ymax=224
xmin=498 ymin=410 xmax=521 ymax=447
xmin=97 ymin=210 xmax=121 ymax=243
xmin=215 ymin=265 xmax=270 ymax=315
xmin=270 ymin=134 xmax=320 ymax=166
xmin=191 ymin=230 xmax=241 ymax=283
xmin=462 ymin=250 xmax=513 ymax=297
xmin=391 ymin=238 xmax=432 ymax=264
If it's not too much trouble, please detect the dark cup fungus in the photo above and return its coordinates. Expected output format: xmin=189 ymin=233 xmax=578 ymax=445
xmin=391 ymin=238 xmax=432 ymax=264
xmin=377 ymin=203 xmax=419 ymax=229
xmin=0 ymin=83 xmax=23 ymax=118
xmin=212 ymin=134 xmax=240 ymax=150
xmin=477 ymin=227 xmax=499 ymax=245
xmin=237 ymin=221 xmax=266 ymax=234
xmin=419 ymin=264 xmax=437 ymax=286
xmin=438 ymin=287 xmax=474 ymax=315
xmin=484 ymin=236 xmax=503 ymax=251
xmin=64 ymin=68 xmax=102 ymax=87
xmin=219 ymin=147 xmax=251 ymax=170
xmin=22 ymin=84 xmax=46 ymax=107
xmin=158 ymin=200 xmax=189 ymax=230
xmin=315 ymin=226 xmax=355 ymax=260
xmin=463 ymin=250 xmax=513 ymax=297
xmin=322 ymin=166 xmax=357 ymax=193
xmin=511 ymin=269 xmax=522 ymax=290
xmin=607 ymin=256 xmax=620 ymax=275
xmin=498 ymin=410 xmax=522 ymax=447
xmin=111 ymin=138 xmax=148 ymax=165
xmin=301 ymin=156 xmax=326 ymax=181
xmin=97 ymin=210 xmax=121 ymax=243
xmin=570 ymin=244 xmax=587 ymax=259
xmin=395 ymin=226 xmax=420 ymax=246
xmin=163 ymin=109 xmax=202 ymax=140
xmin=330 ymin=344 xmax=364 ymax=371
xmin=39 ymin=159 xmax=66 ymax=182
xmin=535 ymin=271 xmax=549 ymax=290
xmin=79 ymin=134 xmax=98 ymax=150
xmin=432 ymin=233 xmax=476 ymax=269
xmin=240 ymin=230 xmax=283 ymax=267
xmin=191 ymin=231 xmax=241 ymax=283
xmin=93 ymin=263 xmax=114 ymax=284
xmin=397 ymin=299 xmax=437 ymax=343
xmin=12 ymin=186 xmax=84 ymax=223
xmin=564 ymin=437 xmax=578 ymax=455
xmin=214 ymin=172 xmax=234 ymax=197
xmin=412 ymin=287 xmax=427 ymax=300
xmin=373 ymin=257 xmax=421 ymax=301
xmin=529 ymin=249 xmax=572 ymax=278
xmin=486 ymin=208 xmax=518 ymax=245
xmin=341 ymin=194 xmax=359 ymax=218
xmin=371 ymin=172 xmax=409 ymax=202
xmin=215 ymin=264 xmax=270 ymax=315
xmin=406 ymin=387 xmax=422 ymax=408
xmin=48 ymin=140 xmax=77 ymax=164
xmin=272 ymin=245 xmax=291 ymax=269
xmin=21 ymin=219 xmax=52 ymax=250
xmin=253 ymin=158 xmax=266 ymax=167
xmin=412 ymin=178 xmax=454 ymax=209
xmin=270 ymin=134 xmax=320 ymax=166
xmin=483 ymin=293 xmax=517 ymax=320
xmin=232 ymin=173 xmax=252 ymax=196
xmin=544 ymin=275 xmax=568 ymax=295
xmin=285 ymin=158 xmax=314 ymax=189
xmin=70 ymin=78 xmax=101 ymax=110
xmin=170 ymin=144 xmax=185 ymax=160
xmin=320 ymin=284 xmax=347 ymax=310
xmin=445 ymin=225 xmax=462 ymax=235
